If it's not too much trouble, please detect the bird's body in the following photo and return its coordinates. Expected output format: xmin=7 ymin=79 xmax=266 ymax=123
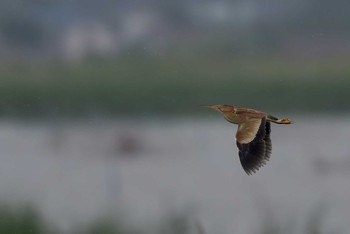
xmin=204 ymin=105 xmax=292 ymax=175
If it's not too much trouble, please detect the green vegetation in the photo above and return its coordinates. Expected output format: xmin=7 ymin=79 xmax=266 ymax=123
xmin=0 ymin=205 xmax=191 ymax=234
xmin=0 ymin=205 xmax=45 ymax=234
xmin=0 ymin=204 xmax=330 ymax=234
xmin=1 ymin=56 xmax=349 ymax=117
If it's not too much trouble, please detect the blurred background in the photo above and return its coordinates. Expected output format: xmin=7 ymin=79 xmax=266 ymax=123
xmin=1 ymin=0 xmax=350 ymax=233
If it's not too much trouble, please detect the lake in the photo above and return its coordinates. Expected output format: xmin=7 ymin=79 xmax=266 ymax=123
xmin=0 ymin=116 xmax=349 ymax=233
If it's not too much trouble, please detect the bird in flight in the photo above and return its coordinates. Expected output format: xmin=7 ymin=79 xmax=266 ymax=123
xmin=204 ymin=105 xmax=292 ymax=175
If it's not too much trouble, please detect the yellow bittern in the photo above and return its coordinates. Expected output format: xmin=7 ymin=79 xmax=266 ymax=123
xmin=204 ymin=105 xmax=292 ymax=175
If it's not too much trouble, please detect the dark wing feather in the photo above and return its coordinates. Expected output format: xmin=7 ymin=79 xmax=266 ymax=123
xmin=236 ymin=117 xmax=271 ymax=175
xmin=264 ymin=122 xmax=272 ymax=161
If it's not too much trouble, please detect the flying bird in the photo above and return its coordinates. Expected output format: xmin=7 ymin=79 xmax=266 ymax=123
xmin=204 ymin=105 xmax=292 ymax=175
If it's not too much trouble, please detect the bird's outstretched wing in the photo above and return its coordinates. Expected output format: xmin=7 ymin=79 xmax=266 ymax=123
xmin=236 ymin=117 xmax=272 ymax=175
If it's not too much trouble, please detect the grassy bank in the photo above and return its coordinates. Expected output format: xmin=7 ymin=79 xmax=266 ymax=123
xmin=1 ymin=56 xmax=349 ymax=117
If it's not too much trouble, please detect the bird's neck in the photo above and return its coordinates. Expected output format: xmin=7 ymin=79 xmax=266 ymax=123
xmin=223 ymin=113 xmax=239 ymax=124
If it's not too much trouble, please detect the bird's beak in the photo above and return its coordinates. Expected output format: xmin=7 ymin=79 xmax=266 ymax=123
xmin=202 ymin=105 xmax=220 ymax=112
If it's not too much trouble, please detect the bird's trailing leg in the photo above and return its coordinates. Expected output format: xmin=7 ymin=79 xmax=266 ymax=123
xmin=267 ymin=115 xmax=293 ymax=124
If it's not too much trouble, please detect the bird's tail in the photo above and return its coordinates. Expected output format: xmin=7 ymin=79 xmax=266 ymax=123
xmin=267 ymin=115 xmax=293 ymax=124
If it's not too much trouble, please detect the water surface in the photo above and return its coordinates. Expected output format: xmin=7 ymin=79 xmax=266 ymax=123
xmin=0 ymin=117 xmax=349 ymax=233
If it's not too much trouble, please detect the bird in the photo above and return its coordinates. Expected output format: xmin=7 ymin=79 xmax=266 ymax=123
xmin=204 ymin=105 xmax=292 ymax=175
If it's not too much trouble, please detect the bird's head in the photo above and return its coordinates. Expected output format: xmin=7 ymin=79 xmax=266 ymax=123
xmin=203 ymin=105 xmax=235 ymax=113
